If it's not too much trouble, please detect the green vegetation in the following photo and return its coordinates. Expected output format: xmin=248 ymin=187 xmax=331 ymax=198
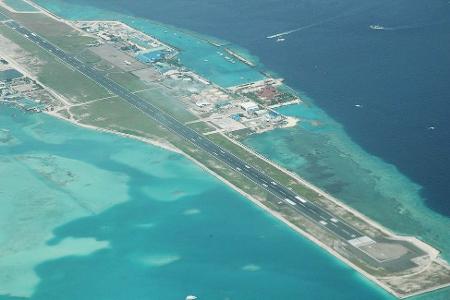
xmin=228 ymin=128 xmax=252 ymax=139
xmin=0 ymin=24 xmax=110 ymax=103
xmin=76 ymin=49 xmax=102 ymax=64
xmin=10 ymin=12 xmax=95 ymax=53
xmin=186 ymin=121 xmax=215 ymax=134
xmin=70 ymin=97 xmax=173 ymax=138
xmin=107 ymin=72 xmax=149 ymax=92
xmin=91 ymin=59 xmax=121 ymax=73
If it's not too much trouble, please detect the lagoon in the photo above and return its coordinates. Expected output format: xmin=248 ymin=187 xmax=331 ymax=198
xmin=0 ymin=107 xmax=392 ymax=299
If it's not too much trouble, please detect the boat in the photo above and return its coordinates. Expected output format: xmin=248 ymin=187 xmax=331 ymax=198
xmin=276 ymin=38 xmax=285 ymax=42
xmin=186 ymin=296 xmax=198 ymax=300
xmin=369 ymin=24 xmax=385 ymax=30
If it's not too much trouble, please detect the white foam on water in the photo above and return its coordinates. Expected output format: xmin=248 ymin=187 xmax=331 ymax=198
xmin=183 ymin=208 xmax=201 ymax=215
xmin=242 ymin=264 xmax=261 ymax=272
xmin=138 ymin=254 xmax=181 ymax=267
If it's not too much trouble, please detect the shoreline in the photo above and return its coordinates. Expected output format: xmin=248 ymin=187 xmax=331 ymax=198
xmin=223 ymin=47 xmax=256 ymax=67
xmin=44 ymin=109 xmax=398 ymax=296
xmin=219 ymin=132 xmax=440 ymax=256
xmin=46 ymin=110 xmax=181 ymax=155
xmin=46 ymin=109 xmax=450 ymax=300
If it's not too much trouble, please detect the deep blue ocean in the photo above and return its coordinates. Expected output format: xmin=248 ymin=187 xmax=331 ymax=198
xmin=67 ymin=0 xmax=450 ymax=216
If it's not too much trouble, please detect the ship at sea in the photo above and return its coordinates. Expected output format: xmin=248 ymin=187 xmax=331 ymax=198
xmin=369 ymin=24 xmax=385 ymax=30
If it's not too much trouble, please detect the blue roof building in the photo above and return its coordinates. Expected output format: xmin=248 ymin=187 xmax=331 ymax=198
xmin=136 ymin=50 xmax=166 ymax=64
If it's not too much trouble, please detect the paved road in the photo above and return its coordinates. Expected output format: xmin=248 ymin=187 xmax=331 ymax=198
xmin=5 ymin=20 xmax=365 ymax=242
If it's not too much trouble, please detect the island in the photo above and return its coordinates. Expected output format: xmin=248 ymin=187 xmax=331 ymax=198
xmin=0 ymin=0 xmax=449 ymax=298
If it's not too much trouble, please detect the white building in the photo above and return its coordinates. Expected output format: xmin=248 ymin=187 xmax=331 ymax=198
xmin=195 ymin=100 xmax=210 ymax=108
xmin=240 ymin=101 xmax=259 ymax=113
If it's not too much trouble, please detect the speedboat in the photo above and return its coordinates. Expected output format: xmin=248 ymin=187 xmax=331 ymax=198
xmin=369 ymin=24 xmax=385 ymax=30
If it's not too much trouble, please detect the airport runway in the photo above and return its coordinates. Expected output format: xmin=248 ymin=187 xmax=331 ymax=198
xmin=5 ymin=20 xmax=365 ymax=243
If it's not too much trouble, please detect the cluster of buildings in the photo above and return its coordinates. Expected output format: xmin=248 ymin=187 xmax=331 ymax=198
xmin=74 ymin=21 xmax=176 ymax=64
xmin=183 ymin=84 xmax=286 ymax=133
xmin=73 ymin=21 xmax=296 ymax=134
xmin=230 ymin=78 xmax=301 ymax=107
xmin=0 ymin=58 xmax=51 ymax=112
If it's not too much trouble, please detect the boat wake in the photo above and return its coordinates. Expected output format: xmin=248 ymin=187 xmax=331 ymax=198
xmin=266 ymin=22 xmax=320 ymax=39
xmin=368 ymin=23 xmax=439 ymax=31
xmin=266 ymin=5 xmax=372 ymax=40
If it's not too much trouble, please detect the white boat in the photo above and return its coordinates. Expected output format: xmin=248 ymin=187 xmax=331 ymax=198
xmin=186 ymin=296 xmax=198 ymax=300
xmin=276 ymin=38 xmax=285 ymax=42
xmin=369 ymin=24 xmax=385 ymax=30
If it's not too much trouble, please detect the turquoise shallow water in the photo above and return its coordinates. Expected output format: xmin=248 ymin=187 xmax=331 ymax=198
xmin=0 ymin=107 xmax=394 ymax=299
